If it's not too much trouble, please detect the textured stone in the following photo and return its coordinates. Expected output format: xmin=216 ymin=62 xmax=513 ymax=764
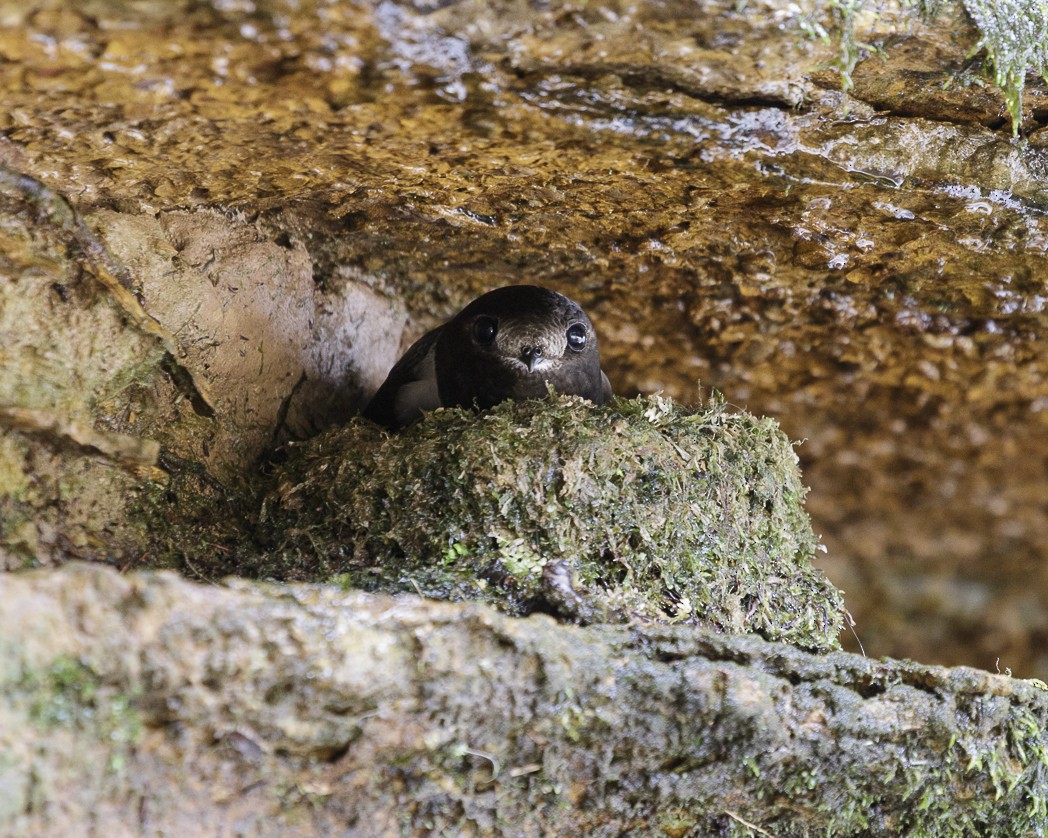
xmin=1 ymin=564 xmax=1046 ymax=836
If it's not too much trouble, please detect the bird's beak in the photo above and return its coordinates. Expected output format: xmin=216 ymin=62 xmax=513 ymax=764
xmin=520 ymin=347 xmax=542 ymax=372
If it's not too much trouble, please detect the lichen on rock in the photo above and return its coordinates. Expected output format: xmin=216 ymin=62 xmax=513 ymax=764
xmin=2 ymin=564 xmax=1045 ymax=837
xmin=269 ymin=393 xmax=845 ymax=652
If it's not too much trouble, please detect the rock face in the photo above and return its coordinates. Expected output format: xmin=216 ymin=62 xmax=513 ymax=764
xmin=3 ymin=0 xmax=1048 ymax=830
xmin=1 ymin=564 xmax=1046 ymax=837
xmin=3 ymin=0 xmax=1048 ymax=674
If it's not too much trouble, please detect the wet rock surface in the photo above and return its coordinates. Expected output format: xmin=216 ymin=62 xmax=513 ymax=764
xmin=1 ymin=0 xmax=1048 ymax=679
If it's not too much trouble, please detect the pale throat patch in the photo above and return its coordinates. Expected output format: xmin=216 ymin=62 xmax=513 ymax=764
xmin=504 ymin=355 xmax=559 ymax=374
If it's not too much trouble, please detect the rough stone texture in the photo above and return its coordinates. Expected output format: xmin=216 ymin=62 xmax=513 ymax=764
xmin=92 ymin=207 xmax=408 ymax=469
xmin=2 ymin=0 xmax=1048 ymax=668
xmin=0 ymin=170 xmax=176 ymax=565
xmin=1 ymin=563 xmax=1046 ymax=837
xmin=5 ymin=2 xmax=1048 ymax=830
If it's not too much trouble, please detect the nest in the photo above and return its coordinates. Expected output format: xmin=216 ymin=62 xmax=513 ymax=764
xmin=270 ymin=394 xmax=845 ymax=652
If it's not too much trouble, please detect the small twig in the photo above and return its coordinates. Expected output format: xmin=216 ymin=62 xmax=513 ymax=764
xmin=182 ymin=554 xmax=218 ymax=585
xmin=268 ymin=371 xmax=308 ymax=450
xmin=460 ymin=747 xmax=500 ymax=780
xmin=725 ymin=810 xmax=776 ymax=837
xmin=508 ymin=762 xmax=542 ymax=778
xmin=845 ymin=608 xmax=866 ymax=658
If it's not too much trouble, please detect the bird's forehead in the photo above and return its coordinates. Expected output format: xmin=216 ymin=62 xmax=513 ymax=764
xmin=458 ymin=286 xmax=586 ymax=323
xmin=497 ymin=316 xmax=566 ymax=348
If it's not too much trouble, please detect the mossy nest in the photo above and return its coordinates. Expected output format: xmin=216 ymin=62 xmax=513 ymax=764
xmin=269 ymin=394 xmax=845 ymax=651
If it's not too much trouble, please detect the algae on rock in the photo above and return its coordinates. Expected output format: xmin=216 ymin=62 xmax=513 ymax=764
xmin=827 ymin=0 xmax=1048 ymax=133
xmin=963 ymin=0 xmax=1048 ymax=130
xmin=270 ymin=394 xmax=845 ymax=652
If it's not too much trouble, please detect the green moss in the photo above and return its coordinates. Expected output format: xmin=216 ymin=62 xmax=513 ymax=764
xmin=267 ymin=394 xmax=845 ymax=652
xmin=128 ymin=451 xmax=267 ymax=579
xmin=745 ymin=656 xmax=1048 ymax=836
xmin=656 ymin=811 xmax=699 ymax=838
xmin=21 ymin=656 xmax=142 ymax=771
xmin=824 ymin=0 xmax=864 ymax=93
xmin=962 ymin=0 xmax=1048 ymax=133
xmin=27 ymin=657 xmax=101 ymax=727
xmin=826 ymin=0 xmax=1047 ymax=134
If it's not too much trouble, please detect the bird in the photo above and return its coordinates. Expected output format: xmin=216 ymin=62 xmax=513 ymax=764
xmin=363 ymin=284 xmax=613 ymax=430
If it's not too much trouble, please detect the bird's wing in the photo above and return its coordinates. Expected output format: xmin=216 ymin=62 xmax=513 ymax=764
xmin=362 ymin=325 xmax=444 ymax=429
xmin=600 ymin=369 xmax=613 ymax=403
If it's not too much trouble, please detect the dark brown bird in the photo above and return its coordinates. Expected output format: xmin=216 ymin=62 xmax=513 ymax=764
xmin=364 ymin=285 xmax=613 ymax=429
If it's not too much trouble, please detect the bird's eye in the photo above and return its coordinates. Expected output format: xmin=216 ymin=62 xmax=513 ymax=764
xmin=566 ymin=323 xmax=587 ymax=351
xmin=472 ymin=315 xmax=498 ymax=345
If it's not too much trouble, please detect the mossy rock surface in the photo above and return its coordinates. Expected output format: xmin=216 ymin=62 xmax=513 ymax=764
xmin=271 ymin=395 xmax=844 ymax=651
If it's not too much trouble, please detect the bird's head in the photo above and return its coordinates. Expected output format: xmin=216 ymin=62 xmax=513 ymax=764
xmin=467 ymin=302 xmax=591 ymax=375
xmin=436 ymin=285 xmax=606 ymax=407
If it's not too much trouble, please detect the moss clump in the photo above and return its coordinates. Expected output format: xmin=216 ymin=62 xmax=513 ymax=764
xmin=269 ymin=394 xmax=845 ymax=652
xmin=128 ymin=452 xmax=267 ymax=580
xmin=20 ymin=656 xmax=142 ymax=772
xmin=962 ymin=0 xmax=1048 ymax=132
xmin=825 ymin=0 xmax=1048 ymax=134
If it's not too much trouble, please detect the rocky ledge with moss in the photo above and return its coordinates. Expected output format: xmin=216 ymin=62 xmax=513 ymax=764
xmin=0 ymin=562 xmax=1046 ymax=837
